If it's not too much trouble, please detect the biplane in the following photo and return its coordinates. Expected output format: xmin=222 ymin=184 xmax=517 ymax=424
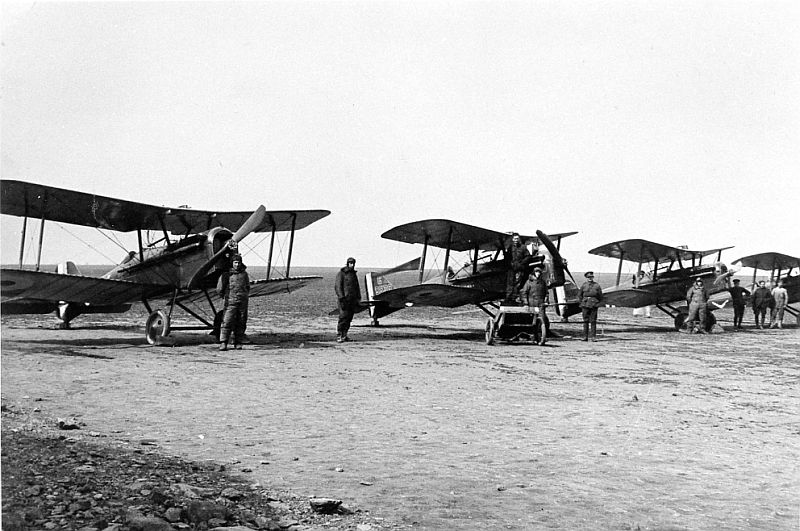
xmin=732 ymin=252 xmax=800 ymax=326
xmin=588 ymin=239 xmax=734 ymax=331
xmin=363 ymin=219 xmax=579 ymax=326
xmin=0 ymin=180 xmax=329 ymax=344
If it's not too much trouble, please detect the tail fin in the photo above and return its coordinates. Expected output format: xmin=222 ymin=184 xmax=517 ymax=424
xmin=365 ymin=271 xmax=396 ymax=323
xmin=56 ymin=261 xmax=80 ymax=275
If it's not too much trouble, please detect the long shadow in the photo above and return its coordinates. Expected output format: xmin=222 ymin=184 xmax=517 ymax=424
xmin=3 ymin=337 xmax=147 ymax=348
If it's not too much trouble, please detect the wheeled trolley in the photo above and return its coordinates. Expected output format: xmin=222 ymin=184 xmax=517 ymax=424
xmin=485 ymin=305 xmax=547 ymax=345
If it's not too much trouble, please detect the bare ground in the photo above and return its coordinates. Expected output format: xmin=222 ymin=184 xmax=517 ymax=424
xmin=1 ymin=307 xmax=799 ymax=530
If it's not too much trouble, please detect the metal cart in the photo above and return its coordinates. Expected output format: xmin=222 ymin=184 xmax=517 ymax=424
xmin=485 ymin=305 xmax=547 ymax=345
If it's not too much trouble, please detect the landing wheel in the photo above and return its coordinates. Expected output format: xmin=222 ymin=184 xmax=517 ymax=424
xmin=146 ymin=309 xmax=171 ymax=345
xmin=704 ymin=313 xmax=717 ymax=332
xmin=673 ymin=313 xmax=687 ymax=331
xmin=485 ymin=319 xmax=496 ymax=346
xmin=535 ymin=318 xmax=547 ymax=346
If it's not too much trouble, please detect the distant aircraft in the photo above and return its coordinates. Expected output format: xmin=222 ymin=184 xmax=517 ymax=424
xmin=0 ymin=180 xmax=329 ymax=344
xmin=363 ymin=219 xmax=580 ymax=325
xmin=588 ymin=239 xmax=734 ymax=331
xmin=732 ymin=252 xmax=800 ymax=326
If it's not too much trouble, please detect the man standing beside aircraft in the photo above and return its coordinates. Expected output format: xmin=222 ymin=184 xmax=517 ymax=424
xmin=770 ymin=279 xmax=789 ymax=329
xmin=217 ymin=253 xmax=250 ymax=351
xmin=684 ymin=278 xmax=709 ymax=333
xmin=751 ymin=280 xmax=772 ymax=329
xmin=728 ymin=278 xmax=750 ymax=330
xmin=522 ymin=267 xmax=550 ymax=336
xmin=578 ymin=271 xmax=603 ymax=341
xmin=335 ymin=257 xmax=361 ymax=342
xmin=505 ymin=233 xmax=533 ymax=303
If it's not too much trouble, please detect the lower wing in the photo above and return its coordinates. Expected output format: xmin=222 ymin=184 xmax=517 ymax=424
xmin=374 ymin=283 xmax=488 ymax=309
xmin=160 ymin=276 xmax=322 ymax=308
xmin=601 ymin=288 xmax=659 ymax=308
xmin=1 ymin=268 xmax=163 ymax=306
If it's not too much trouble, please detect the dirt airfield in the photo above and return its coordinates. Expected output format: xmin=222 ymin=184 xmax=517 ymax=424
xmin=2 ymin=300 xmax=799 ymax=530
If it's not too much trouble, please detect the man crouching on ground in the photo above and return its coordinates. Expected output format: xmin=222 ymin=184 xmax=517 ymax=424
xmin=217 ymin=252 xmax=250 ymax=351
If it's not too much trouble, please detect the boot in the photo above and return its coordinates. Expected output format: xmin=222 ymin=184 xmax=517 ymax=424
xmin=219 ymin=342 xmax=228 ymax=351
xmin=582 ymin=322 xmax=589 ymax=341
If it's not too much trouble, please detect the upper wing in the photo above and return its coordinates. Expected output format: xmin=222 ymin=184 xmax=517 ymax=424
xmin=589 ymin=238 xmax=733 ymax=264
xmin=0 ymin=268 xmax=165 ymax=305
xmin=733 ymin=252 xmax=800 ymax=272
xmin=381 ymin=219 xmax=576 ymax=252
xmin=1 ymin=180 xmax=329 ymax=234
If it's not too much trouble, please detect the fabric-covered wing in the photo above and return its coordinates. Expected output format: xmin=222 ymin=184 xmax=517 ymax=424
xmin=599 ymin=287 xmax=660 ymax=308
xmin=1 ymin=180 xmax=329 ymax=234
xmin=733 ymin=252 xmax=800 ymax=272
xmin=382 ymin=219 xmax=575 ymax=252
xmin=374 ymin=283 xmax=488 ymax=308
xmin=0 ymin=269 xmax=165 ymax=305
xmin=159 ymin=277 xmax=322 ymax=308
xmin=589 ymin=239 xmax=732 ymax=264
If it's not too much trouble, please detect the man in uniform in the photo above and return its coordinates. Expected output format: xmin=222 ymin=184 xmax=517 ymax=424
xmin=727 ymin=278 xmax=750 ymax=330
xmin=751 ymin=280 xmax=772 ymax=329
xmin=578 ymin=271 xmax=603 ymax=341
xmin=335 ymin=257 xmax=361 ymax=342
xmin=217 ymin=252 xmax=250 ymax=351
xmin=505 ymin=233 xmax=533 ymax=303
xmin=684 ymin=278 xmax=709 ymax=333
xmin=522 ymin=267 xmax=550 ymax=337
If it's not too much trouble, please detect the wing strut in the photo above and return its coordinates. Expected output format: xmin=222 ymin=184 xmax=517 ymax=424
xmin=419 ymin=234 xmax=429 ymax=283
xmin=137 ymin=229 xmax=145 ymax=263
xmin=614 ymin=246 xmax=624 ymax=286
xmin=35 ymin=191 xmax=48 ymax=272
xmin=18 ymin=214 xmax=28 ymax=269
xmin=286 ymin=213 xmax=297 ymax=278
xmin=266 ymin=220 xmax=277 ymax=280
xmin=442 ymin=225 xmax=453 ymax=285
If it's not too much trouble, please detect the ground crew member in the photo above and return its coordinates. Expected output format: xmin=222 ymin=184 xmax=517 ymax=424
xmin=684 ymin=278 xmax=709 ymax=333
xmin=217 ymin=252 xmax=250 ymax=351
xmin=728 ymin=279 xmax=750 ymax=330
xmin=770 ymin=279 xmax=789 ymax=329
xmin=751 ymin=280 xmax=772 ymax=329
xmin=335 ymin=257 xmax=361 ymax=342
xmin=522 ymin=267 xmax=550 ymax=336
xmin=578 ymin=271 xmax=603 ymax=341
xmin=505 ymin=233 xmax=532 ymax=303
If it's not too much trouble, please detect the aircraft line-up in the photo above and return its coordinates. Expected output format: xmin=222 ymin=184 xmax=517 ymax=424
xmin=1 ymin=179 xmax=797 ymax=344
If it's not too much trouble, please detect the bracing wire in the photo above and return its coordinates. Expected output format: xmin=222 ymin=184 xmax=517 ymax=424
xmin=55 ymin=223 xmax=118 ymax=264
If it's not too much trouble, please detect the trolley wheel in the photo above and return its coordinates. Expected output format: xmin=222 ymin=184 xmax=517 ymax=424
xmin=145 ymin=309 xmax=171 ymax=345
xmin=673 ymin=313 xmax=688 ymax=331
xmin=485 ymin=318 xmax=496 ymax=346
xmin=535 ymin=318 xmax=547 ymax=346
xmin=704 ymin=313 xmax=717 ymax=332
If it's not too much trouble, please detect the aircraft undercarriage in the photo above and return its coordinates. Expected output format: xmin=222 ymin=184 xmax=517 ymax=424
xmin=142 ymin=288 xmax=221 ymax=345
xmin=656 ymin=303 xmax=716 ymax=332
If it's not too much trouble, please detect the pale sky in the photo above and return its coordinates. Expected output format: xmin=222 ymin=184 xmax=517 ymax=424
xmin=2 ymin=1 xmax=798 ymax=277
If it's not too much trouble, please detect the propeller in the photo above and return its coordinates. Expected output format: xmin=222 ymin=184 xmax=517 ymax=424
xmin=713 ymin=262 xmax=741 ymax=287
xmin=187 ymin=205 xmax=267 ymax=290
xmin=535 ymin=230 xmax=576 ymax=286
